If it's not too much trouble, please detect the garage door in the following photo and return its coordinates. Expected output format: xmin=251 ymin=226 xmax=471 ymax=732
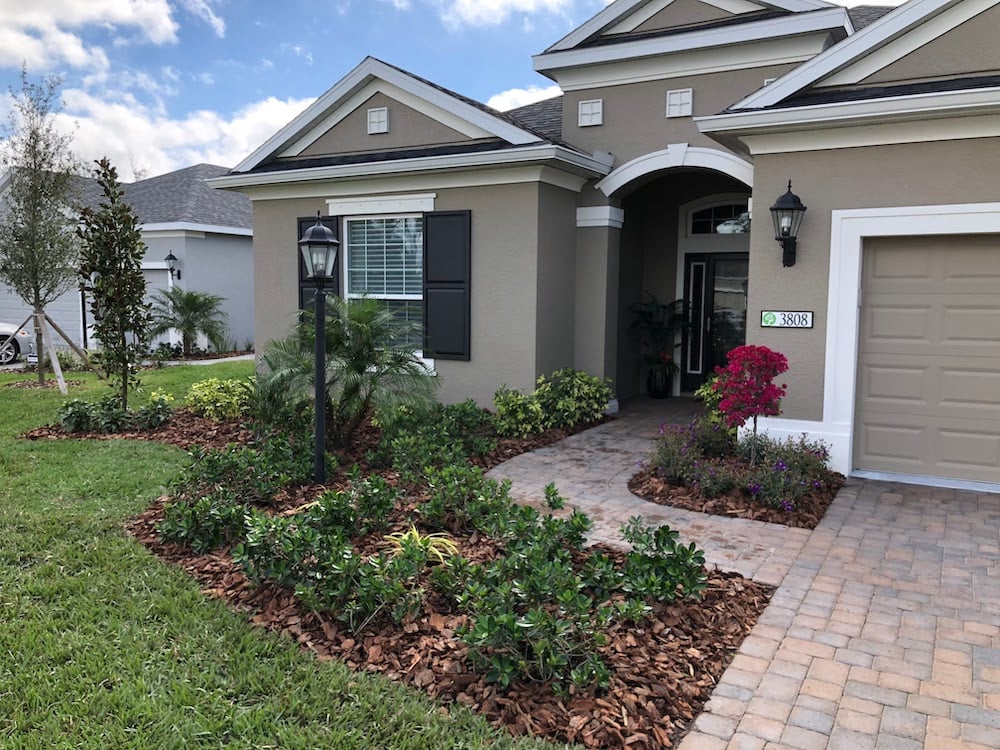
xmin=855 ymin=235 xmax=1000 ymax=483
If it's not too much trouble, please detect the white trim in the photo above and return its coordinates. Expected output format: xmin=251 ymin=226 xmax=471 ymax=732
xmin=576 ymin=206 xmax=625 ymax=228
xmin=140 ymin=222 xmax=253 ymax=237
xmin=550 ymin=32 xmax=827 ymax=92
xmin=666 ymin=88 xmax=693 ymax=118
xmin=757 ymin=201 xmax=1000 ymax=477
xmin=607 ymin=0 xmax=675 ymax=35
xmin=367 ymin=106 xmax=389 ymax=135
xmin=326 ymin=193 xmax=435 ymax=215
xmin=578 ymin=98 xmax=604 ymax=127
xmin=215 ymin=144 xmax=611 ymax=192
xmin=235 ymin=57 xmax=541 ymax=172
xmin=702 ymin=0 xmax=767 ymax=13
xmin=214 ymin=166 xmax=593 ymax=202
xmin=730 ymin=0 xmax=979 ymax=111
xmin=596 ymin=144 xmax=753 ymax=196
xmin=851 ymin=470 xmax=1000 ymax=495
xmin=534 ymin=7 xmax=851 ymax=76
xmin=544 ymin=0 xmax=835 ymax=53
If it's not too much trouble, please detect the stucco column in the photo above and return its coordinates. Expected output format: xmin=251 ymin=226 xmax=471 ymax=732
xmin=574 ymin=207 xmax=622 ymax=384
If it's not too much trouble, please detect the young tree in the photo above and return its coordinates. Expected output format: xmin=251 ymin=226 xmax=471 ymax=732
xmin=713 ymin=345 xmax=788 ymax=466
xmin=150 ymin=287 xmax=229 ymax=356
xmin=0 ymin=67 xmax=80 ymax=383
xmin=77 ymin=158 xmax=152 ymax=411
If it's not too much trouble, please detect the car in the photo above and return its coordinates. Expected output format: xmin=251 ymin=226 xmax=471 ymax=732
xmin=716 ymin=212 xmax=751 ymax=234
xmin=0 ymin=322 xmax=34 ymax=365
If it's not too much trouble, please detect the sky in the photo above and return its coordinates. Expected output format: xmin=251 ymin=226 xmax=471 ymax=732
xmin=0 ymin=0 xmax=906 ymax=180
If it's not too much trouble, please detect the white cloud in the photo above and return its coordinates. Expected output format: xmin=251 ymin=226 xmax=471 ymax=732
xmin=439 ymin=0 xmax=573 ymax=28
xmin=58 ymin=88 xmax=316 ymax=177
xmin=487 ymin=84 xmax=560 ymax=111
xmin=380 ymin=0 xmax=412 ymax=8
xmin=178 ymin=0 xmax=227 ymax=37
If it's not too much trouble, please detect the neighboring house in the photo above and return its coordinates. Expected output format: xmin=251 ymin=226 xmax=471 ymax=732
xmin=210 ymin=0 xmax=1000 ymax=489
xmin=0 ymin=163 xmax=254 ymax=353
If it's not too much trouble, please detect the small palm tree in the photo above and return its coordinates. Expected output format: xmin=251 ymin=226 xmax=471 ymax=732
xmin=150 ymin=287 xmax=229 ymax=356
xmin=259 ymin=296 xmax=438 ymax=449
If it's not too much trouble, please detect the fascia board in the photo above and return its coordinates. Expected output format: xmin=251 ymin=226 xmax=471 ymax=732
xmin=697 ymin=85 xmax=1000 ymax=135
xmin=209 ymin=145 xmax=612 ymax=191
xmin=235 ymin=57 xmax=540 ymax=173
xmin=544 ymin=0 xmax=835 ymax=53
xmin=533 ymin=7 xmax=851 ymax=75
xmin=730 ymin=0 xmax=961 ymax=110
xmin=140 ymin=222 xmax=253 ymax=237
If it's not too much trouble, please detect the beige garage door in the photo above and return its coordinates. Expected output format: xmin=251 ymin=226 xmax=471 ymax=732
xmin=855 ymin=234 xmax=1000 ymax=483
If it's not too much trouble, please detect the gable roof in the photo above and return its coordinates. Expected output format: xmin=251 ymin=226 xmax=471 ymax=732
xmin=542 ymin=0 xmax=838 ymax=54
xmin=726 ymin=0 xmax=996 ymax=111
xmin=75 ymin=164 xmax=252 ymax=232
xmin=233 ymin=57 xmax=548 ymax=174
xmin=506 ymin=96 xmax=564 ymax=142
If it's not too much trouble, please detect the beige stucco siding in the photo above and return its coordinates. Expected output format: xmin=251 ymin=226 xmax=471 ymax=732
xmin=859 ymin=5 xmax=1000 ymax=86
xmin=575 ymin=226 xmax=620 ymax=384
xmin=631 ymin=0 xmax=731 ymax=34
xmin=534 ymin=183 xmax=579 ymax=378
xmin=298 ymin=93 xmax=472 ymax=157
xmin=562 ymin=65 xmax=797 ymax=164
xmin=749 ymin=137 xmax=1000 ymax=421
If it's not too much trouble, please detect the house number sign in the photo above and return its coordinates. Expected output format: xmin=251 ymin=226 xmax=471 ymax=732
xmin=761 ymin=310 xmax=813 ymax=329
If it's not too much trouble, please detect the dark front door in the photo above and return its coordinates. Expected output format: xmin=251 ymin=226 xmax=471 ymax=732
xmin=682 ymin=253 xmax=749 ymax=392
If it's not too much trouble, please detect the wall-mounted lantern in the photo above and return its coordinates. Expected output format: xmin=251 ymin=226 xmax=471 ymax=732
xmin=769 ymin=181 xmax=807 ymax=267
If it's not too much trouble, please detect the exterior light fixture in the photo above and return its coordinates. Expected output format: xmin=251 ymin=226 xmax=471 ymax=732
xmin=164 ymin=251 xmax=181 ymax=280
xmin=769 ymin=181 xmax=807 ymax=267
xmin=297 ymin=212 xmax=340 ymax=483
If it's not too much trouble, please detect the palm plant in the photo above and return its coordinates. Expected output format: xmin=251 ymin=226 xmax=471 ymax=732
xmin=258 ymin=296 xmax=438 ymax=449
xmin=150 ymin=287 xmax=229 ymax=356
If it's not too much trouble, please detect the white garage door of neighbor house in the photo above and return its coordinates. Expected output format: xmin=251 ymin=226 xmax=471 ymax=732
xmin=855 ymin=235 xmax=1000 ymax=483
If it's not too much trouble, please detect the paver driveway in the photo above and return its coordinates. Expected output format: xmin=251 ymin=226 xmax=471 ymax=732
xmin=488 ymin=399 xmax=1000 ymax=749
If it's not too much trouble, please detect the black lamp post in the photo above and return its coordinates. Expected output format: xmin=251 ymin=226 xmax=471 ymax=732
xmin=297 ymin=212 xmax=339 ymax=483
xmin=769 ymin=181 xmax=807 ymax=267
xmin=164 ymin=251 xmax=181 ymax=280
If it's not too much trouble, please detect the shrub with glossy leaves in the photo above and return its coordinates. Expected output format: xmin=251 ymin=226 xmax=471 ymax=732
xmin=185 ymin=377 xmax=252 ymax=420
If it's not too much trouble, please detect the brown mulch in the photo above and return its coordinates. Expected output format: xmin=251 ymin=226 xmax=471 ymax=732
xmin=26 ymin=408 xmax=777 ymax=747
xmin=5 ymin=379 xmax=85 ymax=389
xmin=628 ymin=465 xmax=844 ymax=530
xmin=128 ymin=495 xmax=773 ymax=749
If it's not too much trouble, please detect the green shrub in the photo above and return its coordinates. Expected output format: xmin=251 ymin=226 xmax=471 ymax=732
xmin=741 ymin=434 xmax=833 ymax=511
xmin=620 ymin=517 xmax=707 ymax=601
xmin=157 ymin=489 xmax=252 ymax=553
xmin=59 ymin=399 xmax=97 ymax=433
xmin=534 ymin=368 xmax=613 ymax=429
xmin=492 ymin=385 xmax=546 ymax=438
xmin=185 ymin=377 xmax=252 ymax=420
xmin=133 ymin=390 xmax=174 ymax=430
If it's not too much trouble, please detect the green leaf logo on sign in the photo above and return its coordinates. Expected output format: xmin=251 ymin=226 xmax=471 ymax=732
xmin=762 ymin=312 xmax=777 ymax=326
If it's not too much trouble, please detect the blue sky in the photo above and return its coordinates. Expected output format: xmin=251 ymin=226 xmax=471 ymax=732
xmin=0 ymin=0 xmax=902 ymax=179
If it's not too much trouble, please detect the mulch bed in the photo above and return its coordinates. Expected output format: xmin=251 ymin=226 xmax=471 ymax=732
xmin=23 ymin=408 xmax=777 ymax=748
xmin=628 ymin=465 xmax=844 ymax=530
xmin=5 ymin=379 xmax=85 ymax=390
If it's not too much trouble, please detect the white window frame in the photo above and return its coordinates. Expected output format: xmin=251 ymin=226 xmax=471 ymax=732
xmin=342 ymin=213 xmax=433 ymax=366
xmin=578 ymin=98 xmax=603 ymax=127
xmin=666 ymin=88 xmax=693 ymax=118
xmin=367 ymin=107 xmax=388 ymax=135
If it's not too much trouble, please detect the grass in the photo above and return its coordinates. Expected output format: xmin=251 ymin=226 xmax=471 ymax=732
xmin=0 ymin=363 xmax=561 ymax=749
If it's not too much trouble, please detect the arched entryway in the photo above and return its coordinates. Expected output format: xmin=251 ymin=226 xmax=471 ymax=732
xmin=607 ymin=154 xmax=752 ymax=399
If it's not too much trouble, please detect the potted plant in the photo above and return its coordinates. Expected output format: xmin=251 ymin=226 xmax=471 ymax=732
xmin=630 ymin=292 xmax=689 ymax=398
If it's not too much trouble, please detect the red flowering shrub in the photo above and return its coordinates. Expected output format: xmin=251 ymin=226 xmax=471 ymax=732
xmin=712 ymin=346 xmax=788 ymax=464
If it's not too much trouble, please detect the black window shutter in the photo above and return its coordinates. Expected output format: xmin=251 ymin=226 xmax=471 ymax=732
xmin=423 ymin=210 xmax=470 ymax=361
xmin=297 ymin=215 xmax=340 ymax=310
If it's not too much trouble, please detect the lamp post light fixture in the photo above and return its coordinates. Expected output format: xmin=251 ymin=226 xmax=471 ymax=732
xmin=769 ymin=181 xmax=807 ymax=267
xmin=297 ymin=212 xmax=340 ymax=483
xmin=164 ymin=251 xmax=181 ymax=280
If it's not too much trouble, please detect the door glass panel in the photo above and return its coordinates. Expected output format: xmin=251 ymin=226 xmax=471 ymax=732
xmin=709 ymin=258 xmax=749 ymax=371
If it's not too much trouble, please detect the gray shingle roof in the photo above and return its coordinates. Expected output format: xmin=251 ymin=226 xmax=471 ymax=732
xmin=506 ymin=96 xmax=564 ymax=142
xmin=75 ymin=163 xmax=251 ymax=231
xmin=848 ymin=6 xmax=896 ymax=30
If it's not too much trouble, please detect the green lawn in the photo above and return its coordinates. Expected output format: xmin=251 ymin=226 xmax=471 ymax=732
xmin=0 ymin=363 xmax=561 ymax=749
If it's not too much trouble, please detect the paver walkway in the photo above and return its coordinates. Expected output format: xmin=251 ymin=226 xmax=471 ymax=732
xmin=487 ymin=399 xmax=1000 ymax=749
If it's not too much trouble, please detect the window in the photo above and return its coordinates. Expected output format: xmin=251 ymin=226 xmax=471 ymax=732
xmin=578 ymin=98 xmax=603 ymax=127
xmin=345 ymin=216 xmax=423 ymax=349
xmin=689 ymin=203 xmax=749 ymax=235
xmin=367 ymin=107 xmax=388 ymax=134
xmin=666 ymin=88 xmax=693 ymax=118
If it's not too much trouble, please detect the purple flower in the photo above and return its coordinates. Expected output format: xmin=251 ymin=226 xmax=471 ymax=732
xmin=748 ymin=482 xmax=762 ymax=495
xmin=780 ymin=499 xmax=795 ymax=512
xmin=773 ymin=460 xmax=788 ymax=473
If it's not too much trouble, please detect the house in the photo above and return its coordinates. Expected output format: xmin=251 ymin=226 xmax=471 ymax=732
xmin=0 ymin=163 xmax=254 ymax=353
xmin=210 ymin=0 xmax=1000 ymax=489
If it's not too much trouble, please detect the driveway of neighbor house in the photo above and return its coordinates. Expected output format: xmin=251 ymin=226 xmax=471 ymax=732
xmin=488 ymin=400 xmax=1000 ymax=749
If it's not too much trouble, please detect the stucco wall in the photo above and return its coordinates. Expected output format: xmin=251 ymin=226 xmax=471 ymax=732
xmin=561 ymin=64 xmax=797 ymax=165
xmin=632 ymin=0 xmax=730 ymax=34
xmin=250 ymin=180 xmax=547 ymax=408
xmin=749 ymin=137 xmax=1000 ymax=420
xmin=535 ymin=182 xmax=579 ymax=378
xmin=185 ymin=233 xmax=255 ymax=349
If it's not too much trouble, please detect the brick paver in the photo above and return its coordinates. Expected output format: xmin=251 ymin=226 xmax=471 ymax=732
xmin=488 ymin=398 xmax=1000 ymax=748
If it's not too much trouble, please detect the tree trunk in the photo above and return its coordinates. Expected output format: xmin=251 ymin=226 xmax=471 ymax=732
xmin=33 ymin=309 xmax=45 ymax=384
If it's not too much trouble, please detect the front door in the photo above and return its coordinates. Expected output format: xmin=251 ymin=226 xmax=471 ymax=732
xmin=682 ymin=253 xmax=749 ymax=392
